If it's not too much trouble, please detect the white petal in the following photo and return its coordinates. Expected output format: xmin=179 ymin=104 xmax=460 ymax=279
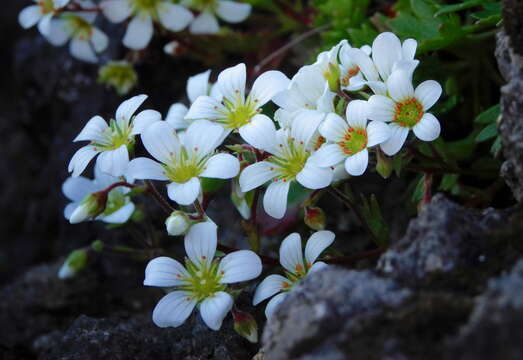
xmin=316 ymin=86 xmax=336 ymax=113
xmin=167 ymin=177 xmax=201 ymax=205
xmin=309 ymin=144 xmax=346 ymax=168
xmin=291 ymin=110 xmax=324 ymax=146
xmin=19 ymin=5 xmax=41 ymax=29
xmin=239 ymin=161 xmax=277 ymax=192
xmin=252 ymin=275 xmax=289 ymax=305
xmin=199 ymin=291 xmax=233 ymax=331
xmin=308 ymin=261 xmax=328 ymax=274
xmin=166 ymin=103 xmax=189 ymax=129
xmin=126 ymin=157 xmax=168 ymax=180
xmin=141 ymin=121 xmax=181 ymax=164
xmin=131 ymin=109 xmax=162 ymax=135
xmin=123 ymin=15 xmax=153 ymax=50
xmin=158 ymin=3 xmax=193 ymax=32
xmin=216 ymin=0 xmax=251 ymax=23
xmin=144 ymin=257 xmax=189 ymax=287
xmin=189 ymin=12 xmax=219 ymax=34
xmin=274 ymin=108 xmax=294 ymax=129
xmin=68 ymin=145 xmax=100 ymax=177
xmin=185 ymin=95 xmax=226 ymax=121
xmin=46 ymin=19 xmax=70 ymax=46
xmin=414 ymin=80 xmax=442 ymax=111
xmin=296 ymin=163 xmax=333 ymax=189
xmin=386 ymin=70 xmax=414 ymax=102
xmin=217 ymin=63 xmax=246 ymax=103
xmin=184 ymin=221 xmax=217 ymax=267
xmin=74 ymin=115 xmax=109 ymax=142
xmin=94 ymin=163 xmax=120 ymax=188
xmin=96 ymin=145 xmax=129 ymax=176
xmin=366 ymin=120 xmax=391 ymax=147
xmin=91 ymin=28 xmax=109 ymax=53
xmin=38 ymin=13 xmax=53 ymax=37
xmin=115 ymin=94 xmax=148 ymax=124
xmin=249 ymin=71 xmax=290 ymax=108
xmin=70 ymin=39 xmax=97 ymax=63
xmin=100 ymin=202 xmax=135 ymax=223
xmin=187 ymin=70 xmax=211 ymax=103
xmin=239 ymin=114 xmax=277 ymax=153
xmin=344 ymin=148 xmax=369 ymax=176
xmin=201 ymin=153 xmax=239 ymax=179
xmin=372 ymin=32 xmax=402 ymax=80
xmin=346 ymin=99 xmax=368 ymax=129
xmin=265 ymin=292 xmax=287 ymax=318
xmin=347 ymin=48 xmax=379 ymax=82
xmin=64 ymin=202 xmax=79 ymax=220
xmin=319 ymin=113 xmax=348 ymax=142
xmin=402 ymin=38 xmax=417 ymax=60
xmin=62 ymin=176 xmax=96 ymax=201
xmin=218 ymin=250 xmax=262 ymax=284
xmin=413 ymin=113 xmax=440 ymax=141
xmin=380 ymin=124 xmax=409 ymax=156
xmin=304 ymin=231 xmax=335 ymax=265
xmin=368 ymin=95 xmax=395 ymax=122
xmin=367 ymin=81 xmax=387 ymax=96
xmin=152 ymin=291 xmax=196 ymax=328
xmin=262 ymin=180 xmax=290 ymax=219
xmin=100 ymin=0 xmax=132 ymax=23
xmin=184 ymin=119 xmax=224 ymax=159
xmin=279 ymin=232 xmax=304 ymax=274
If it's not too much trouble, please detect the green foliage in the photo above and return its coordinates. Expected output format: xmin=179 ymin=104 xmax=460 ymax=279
xmin=358 ymin=194 xmax=389 ymax=248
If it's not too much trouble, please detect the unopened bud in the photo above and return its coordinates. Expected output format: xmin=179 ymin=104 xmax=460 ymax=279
xmin=376 ymin=149 xmax=393 ymax=179
xmin=98 ymin=61 xmax=137 ymax=96
xmin=58 ymin=249 xmax=88 ymax=279
xmin=304 ymin=206 xmax=326 ymax=230
xmin=69 ymin=192 xmax=107 ymax=224
xmin=165 ymin=211 xmax=191 ymax=236
xmin=91 ymin=240 xmax=104 ymax=252
xmin=232 ymin=309 xmax=258 ymax=343
xmin=163 ymin=41 xmax=186 ymax=56
xmin=326 ymin=62 xmax=341 ymax=92
xmin=231 ymin=180 xmax=252 ymax=220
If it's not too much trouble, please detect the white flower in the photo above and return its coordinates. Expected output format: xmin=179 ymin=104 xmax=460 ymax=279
xmin=185 ymin=63 xmax=289 ymax=142
xmin=347 ymin=32 xmax=418 ymax=95
xmin=100 ymin=0 xmax=194 ymax=50
xmin=183 ymin=0 xmax=251 ymax=35
xmin=126 ymin=120 xmax=240 ymax=205
xmin=253 ymin=231 xmax=335 ymax=318
xmin=144 ymin=222 xmax=262 ymax=330
xmin=63 ymin=164 xmax=136 ymax=224
xmin=239 ymin=113 xmax=333 ymax=219
xmin=338 ymin=40 xmax=372 ymax=91
xmin=45 ymin=13 xmax=108 ymax=63
xmin=368 ymin=69 xmax=442 ymax=155
xmin=18 ymin=0 xmax=70 ymax=38
xmin=311 ymin=100 xmax=390 ymax=176
xmin=166 ymin=69 xmax=222 ymax=131
xmin=68 ymin=94 xmax=161 ymax=177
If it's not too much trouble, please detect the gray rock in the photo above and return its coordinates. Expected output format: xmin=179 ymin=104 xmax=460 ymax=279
xmin=261 ymin=267 xmax=411 ymax=360
xmin=449 ymin=257 xmax=523 ymax=359
xmin=37 ymin=313 xmax=256 ymax=360
xmin=377 ymin=194 xmax=510 ymax=284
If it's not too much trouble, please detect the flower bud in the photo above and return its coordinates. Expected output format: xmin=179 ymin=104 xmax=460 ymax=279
xmin=165 ymin=211 xmax=191 ymax=236
xmin=232 ymin=309 xmax=258 ymax=343
xmin=376 ymin=149 xmax=393 ymax=179
xmin=326 ymin=62 xmax=341 ymax=93
xmin=304 ymin=206 xmax=326 ymax=230
xmin=231 ymin=180 xmax=252 ymax=220
xmin=58 ymin=249 xmax=88 ymax=279
xmin=69 ymin=192 xmax=107 ymax=224
xmin=98 ymin=61 xmax=137 ymax=96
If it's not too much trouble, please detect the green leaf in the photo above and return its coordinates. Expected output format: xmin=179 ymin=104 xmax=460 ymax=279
xmin=490 ymin=136 xmax=502 ymax=155
xmin=359 ymin=194 xmax=389 ymax=248
xmin=475 ymin=104 xmax=500 ymax=124
xmin=439 ymin=174 xmax=459 ymax=191
xmin=411 ymin=176 xmax=425 ymax=204
xmin=471 ymin=2 xmax=502 ymax=20
xmin=410 ymin=0 xmax=439 ymax=18
xmin=475 ymin=122 xmax=497 ymax=142
xmin=434 ymin=0 xmax=485 ymax=17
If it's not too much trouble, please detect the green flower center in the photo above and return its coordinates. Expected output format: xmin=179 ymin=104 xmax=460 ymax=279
xmin=393 ymin=98 xmax=424 ymax=128
xmin=220 ymin=98 xmax=259 ymax=130
xmin=268 ymin=139 xmax=310 ymax=182
xmin=337 ymin=127 xmax=367 ymax=155
xmin=163 ymin=149 xmax=207 ymax=184
xmin=91 ymin=119 xmax=135 ymax=152
xmin=179 ymin=259 xmax=226 ymax=302
xmin=39 ymin=0 xmax=55 ymax=14
xmin=131 ymin=0 xmax=161 ymax=16
xmin=63 ymin=14 xmax=93 ymax=40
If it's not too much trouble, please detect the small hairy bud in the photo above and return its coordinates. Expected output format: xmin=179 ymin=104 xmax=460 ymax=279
xmin=98 ymin=61 xmax=138 ymax=96
xmin=232 ymin=309 xmax=258 ymax=343
xmin=326 ymin=62 xmax=341 ymax=93
xmin=58 ymin=249 xmax=88 ymax=279
xmin=69 ymin=192 xmax=107 ymax=224
xmin=165 ymin=211 xmax=191 ymax=236
xmin=376 ymin=149 xmax=393 ymax=179
xmin=304 ymin=206 xmax=326 ymax=230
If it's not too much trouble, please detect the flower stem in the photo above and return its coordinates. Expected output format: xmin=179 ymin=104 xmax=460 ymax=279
xmin=144 ymin=180 xmax=175 ymax=214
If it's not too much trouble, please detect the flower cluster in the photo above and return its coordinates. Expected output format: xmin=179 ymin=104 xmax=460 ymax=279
xmin=62 ymin=31 xmax=443 ymax=333
xmin=19 ymin=0 xmax=252 ymax=63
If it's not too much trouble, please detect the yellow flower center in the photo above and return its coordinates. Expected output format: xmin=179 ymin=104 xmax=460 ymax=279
xmin=219 ymin=97 xmax=259 ymax=129
xmin=178 ymin=259 xmax=225 ymax=302
xmin=64 ymin=14 xmax=93 ymax=40
xmin=91 ymin=119 xmax=135 ymax=152
xmin=39 ymin=0 xmax=55 ymax=14
xmin=393 ymin=97 xmax=424 ymax=128
xmin=337 ymin=127 xmax=368 ymax=155
xmin=163 ymin=148 xmax=208 ymax=184
xmin=268 ymin=138 xmax=310 ymax=182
